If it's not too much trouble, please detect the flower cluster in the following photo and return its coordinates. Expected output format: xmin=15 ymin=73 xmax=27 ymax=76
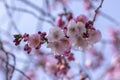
xmin=47 ymin=27 xmax=71 ymax=55
xmin=13 ymin=14 xmax=101 ymax=77
xmin=33 ymin=53 xmax=71 ymax=76
xmin=13 ymin=14 xmax=101 ymax=55
xmin=13 ymin=32 xmax=46 ymax=54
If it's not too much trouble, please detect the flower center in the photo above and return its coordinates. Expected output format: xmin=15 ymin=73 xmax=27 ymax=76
xmin=70 ymin=27 xmax=75 ymax=33
xmin=54 ymin=34 xmax=59 ymax=39
xmin=33 ymin=38 xmax=39 ymax=45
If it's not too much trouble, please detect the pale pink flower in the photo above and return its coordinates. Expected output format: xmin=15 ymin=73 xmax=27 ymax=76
xmin=47 ymin=38 xmax=71 ymax=55
xmin=70 ymin=34 xmax=88 ymax=49
xmin=67 ymin=20 xmax=78 ymax=37
xmin=88 ymin=29 xmax=102 ymax=44
xmin=59 ymin=38 xmax=71 ymax=53
xmin=75 ymin=15 xmax=87 ymax=23
xmin=76 ymin=22 xmax=86 ymax=34
xmin=47 ymin=41 xmax=63 ymax=55
xmin=28 ymin=34 xmax=42 ymax=48
xmin=67 ymin=19 xmax=88 ymax=49
xmin=67 ymin=19 xmax=86 ymax=37
xmin=47 ymin=27 xmax=65 ymax=42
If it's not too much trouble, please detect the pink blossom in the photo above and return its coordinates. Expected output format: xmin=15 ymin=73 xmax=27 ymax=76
xmin=88 ymin=29 xmax=102 ymax=44
xmin=67 ymin=19 xmax=88 ymax=49
xmin=76 ymin=22 xmax=86 ymax=34
xmin=70 ymin=34 xmax=88 ymax=49
xmin=75 ymin=15 xmax=87 ymax=23
xmin=28 ymin=34 xmax=42 ymax=49
xmin=67 ymin=20 xmax=78 ymax=37
xmin=47 ymin=41 xmax=63 ymax=55
xmin=47 ymin=38 xmax=71 ymax=55
xmin=47 ymin=27 xmax=65 ymax=42
xmin=67 ymin=19 xmax=86 ymax=36
xmin=59 ymin=38 xmax=71 ymax=53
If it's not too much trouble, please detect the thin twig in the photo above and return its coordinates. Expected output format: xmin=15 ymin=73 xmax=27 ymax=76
xmin=92 ymin=0 xmax=104 ymax=25
xmin=92 ymin=5 xmax=120 ymax=26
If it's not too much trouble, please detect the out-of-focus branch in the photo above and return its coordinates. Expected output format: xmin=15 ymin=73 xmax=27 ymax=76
xmin=3 ymin=0 xmax=21 ymax=33
xmin=0 ymin=39 xmax=29 ymax=80
xmin=100 ymin=11 xmax=120 ymax=26
xmin=0 ymin=58 xmax=31 ymax=80
xmin=7 ymin=6 xmax=55 ymax=26
xmin=0 ymin=39 xmax=16 ymax=80
xmin=8 ymin=52 xmax=16 ymax=80
xmin=0 ymin=41 xmax=9 ymax=80
xmin=17 ymin=0 xmax=55 ymax=21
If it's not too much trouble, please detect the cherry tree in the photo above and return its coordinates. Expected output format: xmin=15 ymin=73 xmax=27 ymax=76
xmin=0 ymin=0 xmax=120 ymax=80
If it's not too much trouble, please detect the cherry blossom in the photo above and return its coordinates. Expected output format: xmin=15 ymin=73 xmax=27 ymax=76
xmin=77 ymin=22 xmax=86 ymax=34
xmin=88 ymin=29 xmax=102 ymax=44
xmin=28 ymin=34 xmax=42 ymax=49
xmin=70 ymin=34 xmax=88 ymax=49
xmin=75 ymin=15 xmax=87 ymax=23
xmin=47 ymin=27 xmax=65 ymax=42
xmin=67 ymin=20 xmax=78 ymax=37
xmin=47 ymin=38 xmax=71 ymax=55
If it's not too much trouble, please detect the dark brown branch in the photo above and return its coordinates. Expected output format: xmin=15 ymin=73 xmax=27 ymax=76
xmin=92 ymin=5 xmax=120 ymax=26
xmin=92 ymin=0 xmax=104 ymax=25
